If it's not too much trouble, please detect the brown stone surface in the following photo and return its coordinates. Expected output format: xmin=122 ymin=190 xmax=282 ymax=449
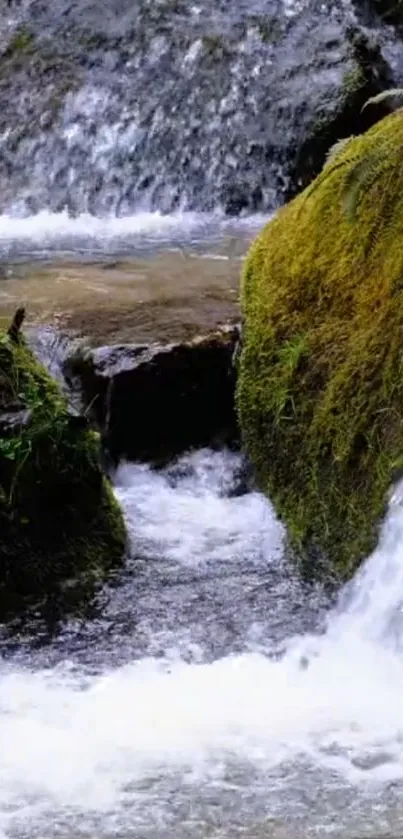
xmin=0 ymin=251 xmax=242 ymax=345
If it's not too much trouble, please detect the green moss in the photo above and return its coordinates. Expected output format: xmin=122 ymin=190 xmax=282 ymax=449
xmin=202 ymin=34 xmax=231 ymax=61
xmin=248 ymin=15 xmax=283 ymax=44
xmin=2 ymin=27 xmax=36 ymax=60
xmin=341 ymin=64 xmax=366 ymax=100
xmin=236 ymin=109 xmax=403 ymax=579
xmin=0 ymin=330 xmax=126 ymax=619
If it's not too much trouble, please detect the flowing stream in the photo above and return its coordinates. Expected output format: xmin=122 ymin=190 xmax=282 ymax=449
xmin=2 ymin=0 xmax=403 ymax=834
xmin=1 ymin=447 xmax=403 ymax=838
xmin=0 ymin=210 xmax=266 ymax=260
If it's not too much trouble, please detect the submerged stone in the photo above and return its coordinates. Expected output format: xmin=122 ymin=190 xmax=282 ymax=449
xmin=0 ymin=324 xmax=126 ymax=619
xmin=237 ymin=109 xmax=403 ymax=578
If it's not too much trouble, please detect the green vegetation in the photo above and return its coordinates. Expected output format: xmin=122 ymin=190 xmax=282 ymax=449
xmin=248 ymin=14 xmax=283 ymax=44
xmin=2 ymin=26 xmax=36 ymax=61
xmin=0 ymin=327 xmax=126 ymax=618
xmin=341 ymin=64 xmax=366 ymax=101
xmin=202 ymin=34 xmax=231 ymax=61
xmin=287 ymin=30 xmax=393 ymax=198
xmin=237 ymin=109 xmax=403 ymax=579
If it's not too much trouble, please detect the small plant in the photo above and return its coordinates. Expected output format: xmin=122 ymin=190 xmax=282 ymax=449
xmin=302 ymin=89 xmax=403 ymax=226
xmin=268 ymin=335 xmax=308 ymax=425
xmin=0 ymin=437 xmax=29 ymax=461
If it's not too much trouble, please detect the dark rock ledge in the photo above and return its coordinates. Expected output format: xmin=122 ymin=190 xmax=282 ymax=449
xmin=64 ymin=325 xmax=241 ymax=466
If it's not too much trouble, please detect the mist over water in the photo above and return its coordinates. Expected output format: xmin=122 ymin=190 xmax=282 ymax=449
xmin=1 ymin=450 xmax=403 ymax=838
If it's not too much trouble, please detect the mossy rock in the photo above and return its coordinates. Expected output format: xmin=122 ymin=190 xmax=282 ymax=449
xmin=0 ymin=328 xmax=126 ymax=619
xmin=237 ymin=109 xmax=403 ymax=579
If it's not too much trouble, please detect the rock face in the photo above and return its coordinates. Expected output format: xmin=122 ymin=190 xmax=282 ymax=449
xmin=0 ymin=325 xmax=126 ymax=619
xmin=284 ymin=28 xmax=395 ymax=199
xmin=237 ymin=110 xmax=403 ymax=578
xmin=353 ymin=0 xmax=403 ymax=30
xmin=66 ymin=327 xmax=240 ymax=464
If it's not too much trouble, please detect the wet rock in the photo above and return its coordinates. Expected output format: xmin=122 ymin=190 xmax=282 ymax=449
xmin=7 ymin=305 xmax=25 ymax=343
xmin=285 ymin=26 xmax=396 ymax=198
xmin=353 ymin=0 xmax=403 ymax=29
xmin=65 ymin=326 xmax=240 ymax=464
xmin=351 ymin=751 xmax=394 ymax=771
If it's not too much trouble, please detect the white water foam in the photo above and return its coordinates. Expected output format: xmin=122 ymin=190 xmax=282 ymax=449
xmin=1 ymin=451 xmax=403 ymax=836
xmin=114 ymin=449 xmax=281 ymax=568
xmin=0 ymin=210 xmax=210 ymax=254
xmin=0 ymin=210 xmax=268 ymax=257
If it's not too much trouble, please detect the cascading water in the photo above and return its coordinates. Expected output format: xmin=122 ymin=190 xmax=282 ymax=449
xmin=2 ymin=1 xmax=403 ymax=836
xmin=1 ymin=0 xmax=402 ymax=250
xmin=1 ymin=448 xmax=403 ymax=839
xmin=0 ymin=0 xmax=346 ymax=218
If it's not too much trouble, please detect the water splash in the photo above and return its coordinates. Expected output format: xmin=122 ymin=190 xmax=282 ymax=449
xmin=0 ymin=209 xmax=268 ymax=259
xmin=1 ymin=451 xmax=403 ymax=836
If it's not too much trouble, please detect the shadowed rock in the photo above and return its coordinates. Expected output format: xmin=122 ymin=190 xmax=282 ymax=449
xmin=65 ymin=326 xmax=241 ymax=464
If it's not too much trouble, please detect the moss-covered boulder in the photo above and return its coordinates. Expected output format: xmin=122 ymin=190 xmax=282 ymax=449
xmin=0 ymin=323 xmax=126 ymax=618
xmin=237 ymin=109 xmax=403 ymax=579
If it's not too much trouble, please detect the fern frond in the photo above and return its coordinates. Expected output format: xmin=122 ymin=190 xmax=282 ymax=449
xmin=362 ymin=163 xmax=399 ymax=255
xmin=298 ymin=154 xmax=360 ymax=216
xmin=362 ymin=88 xmax=403 ymax=112
xmin=340 ymin=149 xmax=395 ymax=221
xmin=341 ymin=156 xmax=377 ymax=220
xmin=324 ymin=136 xmax=355 ymax=168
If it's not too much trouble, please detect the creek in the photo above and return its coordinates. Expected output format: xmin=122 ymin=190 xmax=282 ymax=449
xmin=1 ymin=0 xmax=403 ymax=834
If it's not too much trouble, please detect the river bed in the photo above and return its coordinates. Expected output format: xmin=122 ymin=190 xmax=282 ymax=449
xmin=0 ymin=212 xmax=263 ymax=342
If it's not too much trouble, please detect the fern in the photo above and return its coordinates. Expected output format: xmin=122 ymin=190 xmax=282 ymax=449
xmin=362 ymin=88 xmax=403 ymax=111
xmin=340 ymin=152 xmax=383 ymax=220
xmin=324 ymin=136 xmax=355 ymax=167
xmin=298 ymin=91 xmax=403 ymax=238
xmin=337 ymin=91 xmax=403 ymax=224
xmin=341 ymin=141 xmax=401 ymax=222
xmin=298 ymin=153 xmax=360 ymax=215
xmin=362 ymin=163 xmax=401 ymax=255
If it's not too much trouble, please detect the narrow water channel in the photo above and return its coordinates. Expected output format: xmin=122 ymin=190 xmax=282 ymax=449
xmin=1 ymin=447 xmax=403 ymax=839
